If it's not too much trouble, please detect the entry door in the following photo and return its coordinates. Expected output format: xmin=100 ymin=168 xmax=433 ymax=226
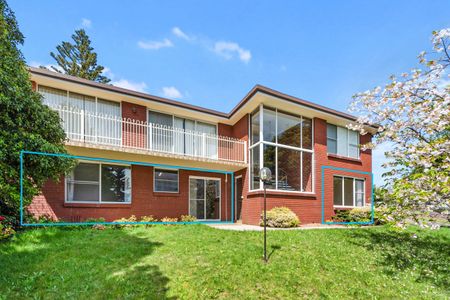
xmin=235 ymin=177 xmax=243 ymax=221
xmin=189 ymin=177 xmax=221 ymax=220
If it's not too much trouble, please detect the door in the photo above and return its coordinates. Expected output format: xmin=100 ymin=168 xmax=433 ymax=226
xmin=189 ymin=177 xmax=221 ymax=220
xmin=235 ymin=177 xmax=243 ymax=221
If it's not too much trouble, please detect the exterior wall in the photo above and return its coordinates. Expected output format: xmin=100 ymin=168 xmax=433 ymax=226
xmin=238 ymin=117 xmax=373 ymax=225
xmin=122 ymin=101 xmax=147 ymax=148
xmin=29 ymin=166 xmax=232 ymax=222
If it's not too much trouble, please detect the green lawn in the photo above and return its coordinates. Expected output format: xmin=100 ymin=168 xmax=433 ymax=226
xmin=0 ymin=225 xmax=449 ymax=299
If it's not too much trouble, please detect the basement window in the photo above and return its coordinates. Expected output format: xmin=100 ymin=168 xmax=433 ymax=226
xmin=333 ymin=176 xmax=365 ymax=208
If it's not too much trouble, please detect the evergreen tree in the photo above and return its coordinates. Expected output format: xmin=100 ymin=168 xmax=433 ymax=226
xmin=50 ymin=29 xmax=110 ymax=83
xmin=0 ymin=0 xmax=73 ymax=224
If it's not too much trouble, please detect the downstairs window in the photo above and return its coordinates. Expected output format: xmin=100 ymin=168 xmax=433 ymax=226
xmin=66 ymin=162 xmax=131 ymax=203
xmin=333 ymin=176 xmax=365 ymax=208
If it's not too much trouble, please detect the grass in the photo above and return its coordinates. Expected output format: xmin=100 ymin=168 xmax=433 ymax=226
xmin=0 ymin=225 xmax=449 ymax=299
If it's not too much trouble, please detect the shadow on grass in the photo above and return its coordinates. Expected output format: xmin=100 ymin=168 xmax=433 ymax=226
xmin=348 ymin=228 xmax=450 ymax=289
xmin=0 ymin=227 xmax=177 ymax=299
xmin=268 ymin=244 xmax=282 ymax=260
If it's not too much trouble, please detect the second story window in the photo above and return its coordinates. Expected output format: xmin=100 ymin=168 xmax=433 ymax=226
xmin=327 ymin=124 xmax=359 ymax=159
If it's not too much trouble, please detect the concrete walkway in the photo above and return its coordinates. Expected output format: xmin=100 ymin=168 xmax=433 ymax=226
xmin=207 ymin=223 xmax=349 ymax=231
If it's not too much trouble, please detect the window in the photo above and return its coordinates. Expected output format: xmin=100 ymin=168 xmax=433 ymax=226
xmin=154 ymin=168 xmax=179 ymax=192
xmin=327 ymin=124 xmax=359 ymax=159
xmin=66 ymin=162 xmax=131 ymax=203
xmin=249 ymin=105 xmax=313 ymax=192
xmin=333 ymin=176 xmax=365 ymax=207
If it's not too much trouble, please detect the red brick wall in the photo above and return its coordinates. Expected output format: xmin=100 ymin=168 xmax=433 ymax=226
xmin=29 ymin=166 xmax=232 ymax=222
xmin=122 ymin=101 xmax=147 ymax=148
xmin=238 ymin=117 xmax=373 ymax=225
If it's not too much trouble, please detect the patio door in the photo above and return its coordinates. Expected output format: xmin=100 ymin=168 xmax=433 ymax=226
xmin=189 ymin=177 xmax=221 ymax=220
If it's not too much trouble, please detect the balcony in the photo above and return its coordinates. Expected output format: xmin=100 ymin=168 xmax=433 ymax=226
xmin=53 ymin=106 xmax=247 ymax=165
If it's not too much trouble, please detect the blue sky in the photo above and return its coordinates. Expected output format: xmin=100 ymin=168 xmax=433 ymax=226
xmin=9 ymin=0 xmax=450 ymax=185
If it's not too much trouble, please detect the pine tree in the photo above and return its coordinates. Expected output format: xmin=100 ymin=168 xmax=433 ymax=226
xmin=0 ymin=0 xmax=73 ymax=223
xmin=50 ymin=29 xmax=110 ymax=83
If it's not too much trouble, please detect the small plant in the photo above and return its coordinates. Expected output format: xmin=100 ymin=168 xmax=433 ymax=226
xmin=0 ymin=216 xmax=16 ymax=241
xmin=180 ymin=215 xmax=197 ymax=222
xmin=112 ymin=215 xmax=138 ymax=228
xmin=260 ymin=207 xmax=300 ymax=228
xmin=84 ymin=217 xmax=106 ymax=223
xmin=161 ymin=217 xmax=178 ymax=225
xmin=92 ymin=224 xmax=106 ymax=230
xmin=140 ymin=215 xmax=158 ymax=227
xmin=332 ymin=207 xmax=388 ymax=225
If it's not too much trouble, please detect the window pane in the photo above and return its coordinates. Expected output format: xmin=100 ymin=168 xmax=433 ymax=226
xmin=263 ymin=144 xmax=276 ymax=189
xmin=251 ymin=110 xmax=260 ymax=144
xmin=39 ymin=86 xmax=67 ymax=108
xmin=327 ymin=138 xmax=337 ymax=154
xmin=333 ymin=177 xmax=343 ymax=206
xmin=205 ymin=180 xmax=220 ymax=219
xmin=189 ymin=178 xmax=205 ymax=199
xmin=302 ymin=117 xmax=312 ymax=149
xmin=154 ymin=169 xmax=179 ymax=192
xmin=337 ymin=127 xmax=348 ymax=156
xmin=349 ymin=130 xmax=358 ymax=145
xmin=149 ymin=111 xmax=173 ymax=152
xmin=96 ymin=99 xmax=121 ymax=145
xmin=101 ymin=164 xmax=131 ymax=202
xmin=355 ymin=179 xmax=364 ymax=193
xmin=277 ymin=111 xmax=300 ymax=147
xmin=355 ymin=193 xmax=364 ymax=207
xmin=344 ymin=178 xmax=354 ymax=206
xmin=263 ymin=108 xmax=276 ymax=143
xmin=302 ymin=152 xmax=313 ymax=192
xmin=197 ymin=122 xmax=217 ymax=159
xmin=277 ymin=147 xmax=301 ymax=191
xmin=349 ymin=145 xmax=359 ymax=159
xmin=67 ymin=183 xmax=99 ymax=202
xmin=71 ymin=163 xmax=99 ymax=182
xmin=327 ymin=124 xmax=337 ymax=139
xmin=250 ymin=145 xmax=260 ymax=189
xmin=190 ymin=200 xmax=205 ymax=219
xmin=148 ymin=111 xmax=173 ymax=127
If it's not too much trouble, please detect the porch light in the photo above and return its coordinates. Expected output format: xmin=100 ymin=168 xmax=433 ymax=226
xmin=259 ymin=167 xmax=272 ymax=183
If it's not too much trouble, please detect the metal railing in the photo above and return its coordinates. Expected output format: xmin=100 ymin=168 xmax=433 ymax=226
xmin=52 ymin=106 xmax=247 ymax=163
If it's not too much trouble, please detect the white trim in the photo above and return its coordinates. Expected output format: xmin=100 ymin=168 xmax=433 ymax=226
xmin=332 ymin=175 xmax=366 ymax=208
xmin=188 ymin=176 xmax=222 ymax=221
xmin=153 ymin=168 xmax=179 ymax=193
xmin=234 ymin=175 xmax=243 ymax=221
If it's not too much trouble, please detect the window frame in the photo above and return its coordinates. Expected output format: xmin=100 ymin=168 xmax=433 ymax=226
xmin=326 ymin=123 xmax=360 ymax=159
xmin=65 ymin=161 xmax=132 ymax=204
xmin=153 ymin=168 xmax=180 ymax=193
xmin=248 ymin=104 xmax=315 ymax=193
xmin=333 ymin=175 xmax=365 ymax=208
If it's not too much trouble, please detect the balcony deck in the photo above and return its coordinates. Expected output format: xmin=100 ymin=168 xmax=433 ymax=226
xmin=53 ymin=106 xmax=248 ymax=167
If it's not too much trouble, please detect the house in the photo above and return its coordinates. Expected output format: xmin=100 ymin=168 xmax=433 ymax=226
xmin=27 ymin=67 xmax=376 ymax=224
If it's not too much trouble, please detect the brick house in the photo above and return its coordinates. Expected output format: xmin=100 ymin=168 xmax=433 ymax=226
xmin=28 ymin=67 xmax=376 ymax=224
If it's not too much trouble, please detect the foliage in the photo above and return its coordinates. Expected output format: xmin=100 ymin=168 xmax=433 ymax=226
xmin=0 ymin=215 xmax=15 ymax=240
xmin=350 ymin=28 xmax=450 ymax=228
xmin=50 ymin=29 xmax=110 ymax=83
xmin=180 ymin=215 xmax=197 ymax=222
xmin=260 ymin=206 xmax=300 ymax=228
xmin=0 ymin=226 xmax=448 ymax=298
xmin=332 ymin=207 xmax=389 ymax=225
xmin=140 ymin=215 xmax=157 ymax=227
xmin=84 ymin=217 xmax=106 ymax=223
xmin=0 ymin=0 xmax=73 ymax=226
xmin=161 ymin=217 xmax=178 ymax=224
xmin=112 ymin=215 xmax=138 ymax=228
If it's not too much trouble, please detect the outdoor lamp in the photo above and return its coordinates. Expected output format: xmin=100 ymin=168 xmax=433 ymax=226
xmin=259 ymin=167 xmax=272 ymax=262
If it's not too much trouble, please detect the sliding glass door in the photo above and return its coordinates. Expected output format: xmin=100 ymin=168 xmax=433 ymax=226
xmin=189 ymin=177 xmax=221 ymax=220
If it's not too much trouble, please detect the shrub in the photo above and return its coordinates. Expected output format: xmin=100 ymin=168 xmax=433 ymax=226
xmin=332 ymin=207 xmax=388 ymax=225
xmin=180 ymin=215 xmax=197 ymax=222
xmin=0 ymin=216 xmax=16 ymax=241
xmin=161 ymin=217 xmax=178 ymax=225
xmin=84 ymin=217 xmax=106 ymax=223
xmin=140 ymin=215 xmax=158 ymax=227
xmin=260 ymin=207 xmax=300 ymax=228
xmin=112 ymin=215 xmax=138 ymax=228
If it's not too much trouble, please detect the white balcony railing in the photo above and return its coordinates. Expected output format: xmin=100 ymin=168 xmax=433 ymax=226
xmin=52 ymin=106 xmax=247 ymax=164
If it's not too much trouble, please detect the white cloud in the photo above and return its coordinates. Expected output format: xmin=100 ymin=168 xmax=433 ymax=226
xmin=161 ymin=86 xmax=183 ymax=99
xmin=81 ymin=18 xmax=92 ymax=28
xmin=137 ymin=38 xmax=173 ymax=50
xmin=213 ymin=41 xmax=251 ymax=63
xmin=172 ymin=27 xmax=191 ymax=41
xmin=111 ymin=79 xmax=147 ymax=93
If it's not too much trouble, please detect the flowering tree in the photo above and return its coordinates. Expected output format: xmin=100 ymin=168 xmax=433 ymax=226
xmin=349 ymin=29 xmax=450 ymax=228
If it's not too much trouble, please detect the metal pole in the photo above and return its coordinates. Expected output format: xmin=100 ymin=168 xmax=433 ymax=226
xmin=263 ymin=183 xmax=267 ymax=262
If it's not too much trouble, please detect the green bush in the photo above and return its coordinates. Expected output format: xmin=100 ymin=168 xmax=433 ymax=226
xmin=332 ymin=207 xmax=388 ymax=225
xmin=0 ymin=216 xmax=15 ymax=241
xmin=84 ymin=217 xmax=106 ymax=223
xmin=180 ymin=215 xmax=197 ymax=222
xmin=260 ymin=207 xmax=300 ymax=228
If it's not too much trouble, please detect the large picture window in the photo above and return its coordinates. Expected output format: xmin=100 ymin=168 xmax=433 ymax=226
xmin=249 ymin=105 xmax=313 ymax=192
xmin=154 ymin=168 xmax=179 ymax=193
xmin=66 ymin=162 xmax=131 ymax=203
xmin=327 ymin=124 xmax=359 ymax=159
xmin=333 ymin=176 xmax=365 ymax=207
